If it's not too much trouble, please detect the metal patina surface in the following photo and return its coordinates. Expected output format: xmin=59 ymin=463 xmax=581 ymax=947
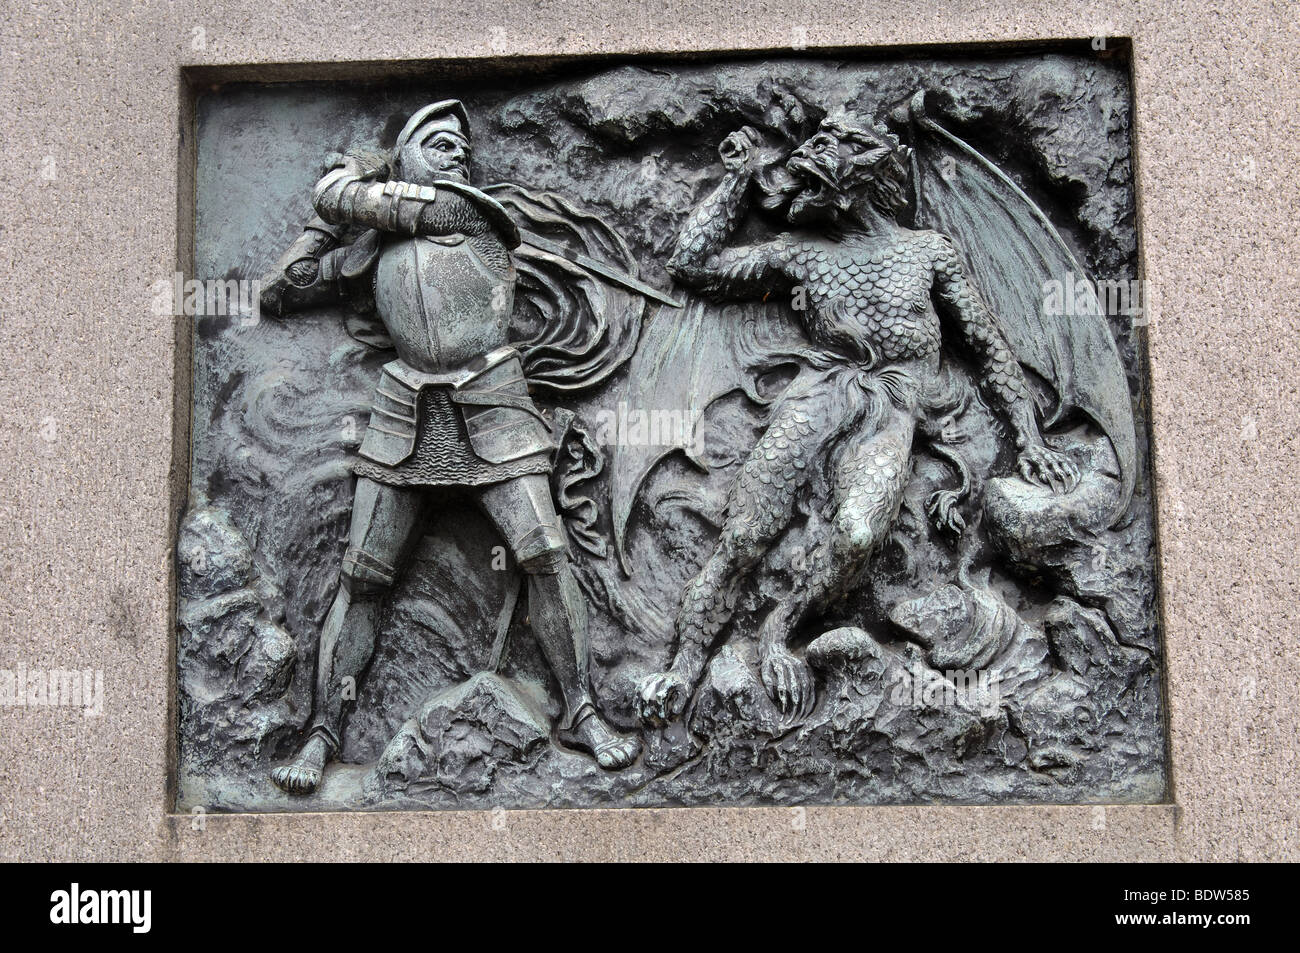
xmin=178 ymin=49 xmax=1165 ymax=811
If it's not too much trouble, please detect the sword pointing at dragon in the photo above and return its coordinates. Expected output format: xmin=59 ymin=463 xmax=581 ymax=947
xmin=257 ymin=91 xmax=1137 ymax=792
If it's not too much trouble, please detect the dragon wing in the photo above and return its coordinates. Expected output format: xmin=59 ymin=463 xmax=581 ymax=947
xmin=608 ymin=296 xmax=807 ymax=573
xmin=898 ymin=91 xmax=1137 ymax=523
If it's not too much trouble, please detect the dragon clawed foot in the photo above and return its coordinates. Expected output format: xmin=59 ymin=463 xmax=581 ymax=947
xmin=926 ymin=488 xmax=967 ymax=536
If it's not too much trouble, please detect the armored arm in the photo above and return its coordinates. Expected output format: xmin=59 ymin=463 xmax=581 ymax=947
xmin=258 ymin=216 xmax=350 ymax=318
xmin=277 ymin=216 xmax=343 ymax=284
xmin=312 ymin=153 xmax=489 ymax=239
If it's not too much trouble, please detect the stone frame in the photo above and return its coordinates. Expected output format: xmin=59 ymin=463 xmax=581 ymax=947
xmin=3 ymin=4 xmax=1295 ymax=861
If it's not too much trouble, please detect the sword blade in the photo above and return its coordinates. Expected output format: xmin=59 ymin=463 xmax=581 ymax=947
xmin=518 ymin=229 xmax=684 ymax=309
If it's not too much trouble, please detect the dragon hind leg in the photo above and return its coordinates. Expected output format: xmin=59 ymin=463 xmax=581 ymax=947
xmin=755 ymin=405 xmax=916 ymax=716
xmin=638 ymin=397 xmax=828 ymax=727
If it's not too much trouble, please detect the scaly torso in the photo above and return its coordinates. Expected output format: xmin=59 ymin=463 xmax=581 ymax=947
xmin=784 ymin=231 xmax=946 ymax=371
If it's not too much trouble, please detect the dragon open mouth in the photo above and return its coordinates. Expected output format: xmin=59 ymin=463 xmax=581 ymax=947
xmin=784 ymin=155 xmax=841 ymax=219
xmin=788 ymin=154 xmax=839 ymax=190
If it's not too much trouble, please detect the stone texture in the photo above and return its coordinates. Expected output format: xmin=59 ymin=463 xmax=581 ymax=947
xmin=0 ymin=1 xmax=1297 ymax=860
xmin=176 ymin=507 xmax=298 ymax=776
xmin=369 ymin=673 xmax=551 ymax=799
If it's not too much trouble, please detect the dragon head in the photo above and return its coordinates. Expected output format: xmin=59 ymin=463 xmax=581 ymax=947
xmin=778 ymin=115 xmax=913 ymax=226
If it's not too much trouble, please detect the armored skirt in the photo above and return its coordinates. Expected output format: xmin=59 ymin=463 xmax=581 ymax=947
xmin=351 ymin=347 xmax=555 ymax=488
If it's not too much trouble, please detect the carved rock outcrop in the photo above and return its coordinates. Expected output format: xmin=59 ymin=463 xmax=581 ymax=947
xmin=177 ymin=506 xmax=298 ymax=774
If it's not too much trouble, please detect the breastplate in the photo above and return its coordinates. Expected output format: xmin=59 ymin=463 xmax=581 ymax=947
xmin=373 ymin=234 xmax=515 ymax=372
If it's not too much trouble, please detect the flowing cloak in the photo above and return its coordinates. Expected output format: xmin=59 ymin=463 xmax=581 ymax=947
xmin=341 ymin=182 xmax=649 ymax=396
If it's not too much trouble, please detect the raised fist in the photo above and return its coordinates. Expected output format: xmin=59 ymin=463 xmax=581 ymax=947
xmin=718 ymin=126 xmax=762 ymax=175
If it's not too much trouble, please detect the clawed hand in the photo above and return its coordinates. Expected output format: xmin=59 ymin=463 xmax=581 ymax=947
xmin=719 ymin=126 xmax=762 ymax=175
xmin=761 ymin=647 xmax=815 ymax=719
xmin=637 ymin=670 xmax=689 ymax=726
xmin=1017 ymin=443 xmax=1081 ymax=494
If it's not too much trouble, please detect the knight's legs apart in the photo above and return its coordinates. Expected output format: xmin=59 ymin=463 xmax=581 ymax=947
xmin=307 ymin=477 xmax=426 ymax=752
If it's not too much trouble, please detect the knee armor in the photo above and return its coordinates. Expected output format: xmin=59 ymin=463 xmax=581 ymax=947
xmin=340 ymin=546 xmax=398 ymax=596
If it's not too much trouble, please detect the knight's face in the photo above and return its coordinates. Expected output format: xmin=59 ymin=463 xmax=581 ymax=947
xmin=399 ymin=128 xmax=472 ymax=185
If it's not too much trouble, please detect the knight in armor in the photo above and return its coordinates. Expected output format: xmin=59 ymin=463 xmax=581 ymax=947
xmin=262 ymin=101 xmax=640 ymax=794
